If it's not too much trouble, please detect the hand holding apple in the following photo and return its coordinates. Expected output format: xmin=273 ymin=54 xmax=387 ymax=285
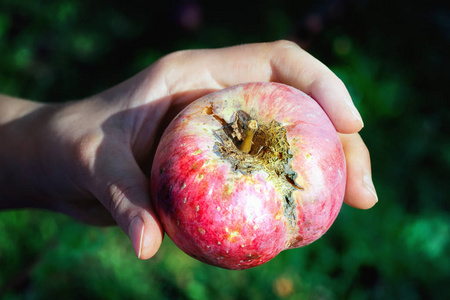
xmin=0 ymin=41 xmax=377 ymax=262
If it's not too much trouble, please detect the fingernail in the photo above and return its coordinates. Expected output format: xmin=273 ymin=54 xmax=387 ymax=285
xmin=129 ymin=217 xmax=145 ymax=259
xmin=363 ymin=173 xmax=378 ymax=203
xmin=345 ymin=97 xmax=364 ymax=128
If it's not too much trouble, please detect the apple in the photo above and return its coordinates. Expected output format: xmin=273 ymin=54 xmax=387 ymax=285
xmin=151 ymin=82 xmax=346 ymax=270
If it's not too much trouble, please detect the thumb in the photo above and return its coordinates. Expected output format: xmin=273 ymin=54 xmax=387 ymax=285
xmin=94 ymin=149 xmax=164 ymax=259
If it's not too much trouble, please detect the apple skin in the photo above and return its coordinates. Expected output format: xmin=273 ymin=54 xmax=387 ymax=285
xmin=150 ymin=82 xmax=346 ymax=270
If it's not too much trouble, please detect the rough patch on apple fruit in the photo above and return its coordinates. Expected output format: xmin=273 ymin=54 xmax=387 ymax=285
xmin=203 ymin=103 xmax=302 ymax=230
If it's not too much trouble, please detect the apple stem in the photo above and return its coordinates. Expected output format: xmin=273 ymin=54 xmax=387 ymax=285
xmin=240 ymin=120 xmax=258 ymax=153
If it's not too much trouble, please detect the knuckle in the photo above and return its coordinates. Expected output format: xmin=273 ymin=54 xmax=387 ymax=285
xmin=348 ymin=133 xmax=370 ymax=159
xmin=358 ymin=142 xmax=371 ymax=160
xmin=157 ymin=49 xmax=193 ymax=68
xmin=272 ymin=39 xmax=300 ymax=50
xmin=73 ymin=132 xmax=103 ymax=172
xmin=108 ymin=182 xmax=127 ymax=221
xmin=151 ymin=49 xmax=196 ymax=94
xmin=105 ymin=179 xmax=136 ymax=223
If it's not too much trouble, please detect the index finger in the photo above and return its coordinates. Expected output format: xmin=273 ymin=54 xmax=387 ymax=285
xmin=162 ymin=40 xmax=363 ymax=134
xmin=268 ymin=41 xmax=364 ymax=133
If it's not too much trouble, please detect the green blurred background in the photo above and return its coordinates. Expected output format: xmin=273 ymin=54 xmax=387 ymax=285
xmin=1 ymin=0 xmax=449 ymax=299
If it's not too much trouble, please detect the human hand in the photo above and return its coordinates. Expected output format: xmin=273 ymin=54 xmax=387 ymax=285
xmin=0 ymin=41 xmax=377 ymax=259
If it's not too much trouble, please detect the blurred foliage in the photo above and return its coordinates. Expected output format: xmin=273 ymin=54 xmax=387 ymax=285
xmin=1 ymin=0 xmax=449 ymax=299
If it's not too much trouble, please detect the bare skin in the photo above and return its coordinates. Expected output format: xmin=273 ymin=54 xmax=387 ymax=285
xmin=0 ymin=41 xmax=377 ymax=260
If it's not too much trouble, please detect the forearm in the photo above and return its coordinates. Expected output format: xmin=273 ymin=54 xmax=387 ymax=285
xmin=0 ymin=92 xmax=127 ymax=214
xmin=0 ymin=95 xmax=53 ymax=209
xmin=0 ymin=95 xmax=45 ymax=125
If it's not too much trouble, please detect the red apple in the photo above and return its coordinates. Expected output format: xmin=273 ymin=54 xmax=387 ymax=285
xmin=151 ymin=82 xmax=346 ymax=270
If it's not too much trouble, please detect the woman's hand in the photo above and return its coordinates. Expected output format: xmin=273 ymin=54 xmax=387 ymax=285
xmin=0 ymin=40 xmax=377 ymax=260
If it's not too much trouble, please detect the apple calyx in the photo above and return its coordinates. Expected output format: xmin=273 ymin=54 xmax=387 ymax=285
xmin=203 ymin=104 xmax=302 ymax=234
